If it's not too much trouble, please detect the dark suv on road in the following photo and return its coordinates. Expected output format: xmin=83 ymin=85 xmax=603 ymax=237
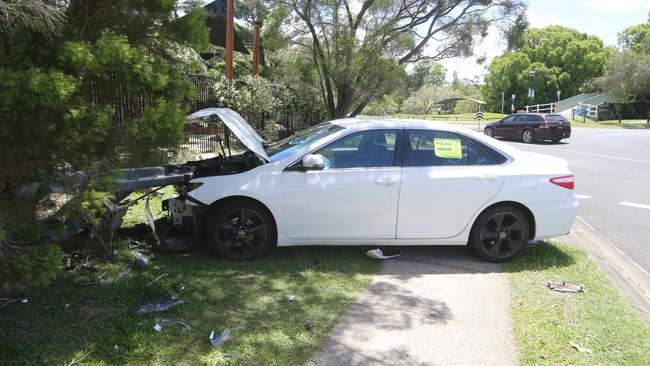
xmin=483 ymin=113 xmax=571 ymax=143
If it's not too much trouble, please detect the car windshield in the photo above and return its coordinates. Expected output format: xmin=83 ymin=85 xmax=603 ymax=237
xmin=265 ymin=122 xmax=344 ymax=161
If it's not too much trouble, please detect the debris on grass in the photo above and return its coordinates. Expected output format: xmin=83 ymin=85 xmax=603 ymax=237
xmin=366 ymin=248 xmax=401 ymax=260
xmin=128 ymin=240 xmax=151 ymax=252
xmin=546 ymin=280 xmax=586 ymax=293
xmin=0 ymin=297 xmax=28 ymax=309
xmin=146 ymin=273 xmax=168 ymax=287
xmin=570 ymin=342 xmax=593 ymax=354
xmin=304 ymin=319 xmax=315 ymax=331
xmin=209 ymin=328 xmax=231 ymax=347
xmin=154 ymin=318 xmax=191 ymax=333
xmin=132 ymin=296 xmax=185 ymax=315
xmin=133 ymin=253 xmax=149 ymax=269
xmin=287 ymin=295 xmax=298 ymax=302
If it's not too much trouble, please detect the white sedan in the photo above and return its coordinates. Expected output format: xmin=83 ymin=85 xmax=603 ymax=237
xmin=169 ymin=108 xmax=578 ymax=262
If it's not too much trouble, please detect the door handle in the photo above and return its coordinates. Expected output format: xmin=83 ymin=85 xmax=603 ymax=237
xmin=375 ymin=178 xmax=395 ymax=186
xmin=477 ymin=174 xmax=498 ymax=182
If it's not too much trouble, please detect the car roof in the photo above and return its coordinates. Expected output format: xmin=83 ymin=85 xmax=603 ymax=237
xmin=329 ymin=117 xmax=470 ymax=133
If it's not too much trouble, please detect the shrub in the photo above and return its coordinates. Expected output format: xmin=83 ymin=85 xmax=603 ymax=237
xmin=0 ymin=244 xmax=63 ymax=294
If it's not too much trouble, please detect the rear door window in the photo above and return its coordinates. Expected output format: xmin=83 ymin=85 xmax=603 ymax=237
xmin=404 ymin=130 xmax=504 ymax=166
xmin=546 ymin=115 xmax=568 ymax=122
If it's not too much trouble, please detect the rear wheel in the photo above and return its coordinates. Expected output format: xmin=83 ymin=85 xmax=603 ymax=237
xmin=484 ymin=127 xmax=494 ymax=138
xmin=470 ymin=205 xmax=530 ymax=262
xmin=205 ymin=200 xmax=276 ymax=260
xmin=522 ymin=129 xmax=534 ymax=143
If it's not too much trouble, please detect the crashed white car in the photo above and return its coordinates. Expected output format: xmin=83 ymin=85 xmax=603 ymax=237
xmin=164 ymin=108 xmax=578 ymax=262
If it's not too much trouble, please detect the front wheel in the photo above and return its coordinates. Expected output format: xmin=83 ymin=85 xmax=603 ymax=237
xmin=484 ymin=127 xmax=494 ymax=138
xmin=205 ymin=201 xmax=276 ymax=260
xmin=522 ymin=129 xmax=534 ymax=143
xmin=470 ymin=206 xmax=530 ymax=262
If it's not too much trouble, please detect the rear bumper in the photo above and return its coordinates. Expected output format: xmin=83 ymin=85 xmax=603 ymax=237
xmin=529 ymin=195 xmax=578 ymax=240
xmin=534 ymin=127 xmax=571 ymax=140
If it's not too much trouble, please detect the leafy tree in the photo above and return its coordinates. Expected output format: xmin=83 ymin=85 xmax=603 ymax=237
xmin=482 ymin=26 xmax=609 ymax=111
xmin=599 ymin=51 xmax=650 ymax=120
xmin=281 ymin=0 xmax=525 ymax=119
xmin=0 ymin=1 xmax=209 ymax=243
xmin=618 ymin=22 xmax=650 ymax=54
xmin=0 ymin=0 xmax=65 ymax=33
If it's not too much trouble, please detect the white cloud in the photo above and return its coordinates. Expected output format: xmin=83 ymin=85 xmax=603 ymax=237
xmin=581 ymin=0 xmax=650 ymax=12
xmin=527 ymin=13 xmax=568 ymax=28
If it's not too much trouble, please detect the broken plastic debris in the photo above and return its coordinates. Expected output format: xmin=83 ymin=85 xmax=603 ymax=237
xmin=146 ymin=273 xmax=168 ymax=287
xmin=570 ymin=342 xmax=593 ymax=354
xmin=133 ymin=253 xmax=149 ymax=269
xmin=132 ymin=296 xmax=185 ymax=315
xmin=154 ymin=318 xmax=191 ymax=333
xmin=366 ymin=248 xmax=401 ymax=260
xmin=287 ymin=295 xmax=298 ymax=302
xmin=546 ymin=281 xmax=586 ymax=293
xmin=209 ymin=328 xmax=231 ymax=347
xmin=304 ymin=319 xmax=315 ymax=330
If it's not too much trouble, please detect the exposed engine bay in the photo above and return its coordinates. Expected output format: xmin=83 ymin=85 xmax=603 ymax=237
xmin=179 ymin=150 xmax=265 ymax=179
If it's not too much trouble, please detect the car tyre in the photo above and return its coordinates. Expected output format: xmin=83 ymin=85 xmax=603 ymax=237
xmin=522 ymin=129 xmax=534 ymax=143
xmin=484 ymin=127 xmax=494 ymax=138
xmin=470 ymin=205 xmax=530 ymax=262
xmin=205 ymin=200 xmax=276 ymax=260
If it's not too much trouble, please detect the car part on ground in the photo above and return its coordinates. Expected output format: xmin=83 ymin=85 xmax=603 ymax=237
xmin=132 ymin=296 xmax=185 ymax=315
xmin=209 ymin=328 xmax=231 ymax=347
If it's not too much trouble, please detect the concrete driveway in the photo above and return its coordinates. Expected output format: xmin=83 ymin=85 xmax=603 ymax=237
xmin=309 ymin=246 xmax=517 ymax=366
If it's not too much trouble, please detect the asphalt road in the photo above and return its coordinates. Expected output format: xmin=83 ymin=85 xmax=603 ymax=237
xmin=500 ymin=128 xmax=650 ymax=272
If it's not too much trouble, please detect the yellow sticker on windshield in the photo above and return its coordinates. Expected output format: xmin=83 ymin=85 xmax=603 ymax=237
xmin=433 ymin=138 xmax=463 ymax=159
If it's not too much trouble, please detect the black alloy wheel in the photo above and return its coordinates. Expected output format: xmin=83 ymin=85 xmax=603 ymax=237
xmin=471 ymin=206 xmax=529 ymax=262
xmin=484 ymin=127 xmax=494 ymax=138
xmin=207 ymin=201 xmax=275 ymax=260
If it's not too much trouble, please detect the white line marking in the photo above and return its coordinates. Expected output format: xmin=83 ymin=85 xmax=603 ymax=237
xmin=619 ymin=201 xmax=650 ymax=210
xmin=574 ymin=194 xmax=591 ymax=199
xmin=533 ymin=146 xmax=650 ymax=164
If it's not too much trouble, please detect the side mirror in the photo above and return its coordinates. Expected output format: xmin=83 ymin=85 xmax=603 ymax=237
xmin=302 ymin=154 xmax=325 ymax=170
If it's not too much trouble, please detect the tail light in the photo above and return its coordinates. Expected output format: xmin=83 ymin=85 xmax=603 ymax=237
xmin=549 ymin=175 xmax=574 ymax=190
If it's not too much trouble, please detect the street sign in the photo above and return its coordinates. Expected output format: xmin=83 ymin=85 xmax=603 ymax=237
xmin=575 ymin=108 xmax=587 ymax=116
xmin=475 ymin=111 xmax=484 ymax=121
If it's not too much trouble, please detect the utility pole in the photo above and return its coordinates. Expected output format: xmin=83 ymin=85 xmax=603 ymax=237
xmin=501 ymin=91 xmax=505 ymax=114
xmin=225 ymin=0 xmax=234 ymax=80
xmin=252 ymin=20 xmax=261 ymax=76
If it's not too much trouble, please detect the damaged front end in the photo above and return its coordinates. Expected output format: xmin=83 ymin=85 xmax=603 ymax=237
xmin=158 ymin=150 xmax=265 ymax=251
xmin=127 ymin=108 xmax=269 ymax=251
xmin=47 ymin=108 xmax=269 ymax=252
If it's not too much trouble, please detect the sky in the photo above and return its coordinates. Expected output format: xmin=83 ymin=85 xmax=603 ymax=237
xmin=436 ymin=0 xmax=650 ymax=82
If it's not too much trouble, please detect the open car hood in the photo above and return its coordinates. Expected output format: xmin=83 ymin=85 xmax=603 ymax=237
xmin=188 ymin=108 xmax=269 ymax=161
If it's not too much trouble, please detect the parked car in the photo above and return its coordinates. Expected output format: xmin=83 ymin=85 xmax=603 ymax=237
xmin=483 ymin=113 xmax=571 ymax=143
xmin=165 ymin=108 xmax=578 ymax=263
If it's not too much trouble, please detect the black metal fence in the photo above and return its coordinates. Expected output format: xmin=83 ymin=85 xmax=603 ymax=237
xmin=80 ymin=74 xmax=326 ymax=154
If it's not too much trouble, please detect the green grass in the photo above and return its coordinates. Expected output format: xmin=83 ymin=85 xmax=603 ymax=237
xmin=570 ymin=118 xmax=650 ymax=129
xmin=507 ymin=243 xmax=650 ymax=366
xmin=0 ymin=192 xmax=381 ymax=365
